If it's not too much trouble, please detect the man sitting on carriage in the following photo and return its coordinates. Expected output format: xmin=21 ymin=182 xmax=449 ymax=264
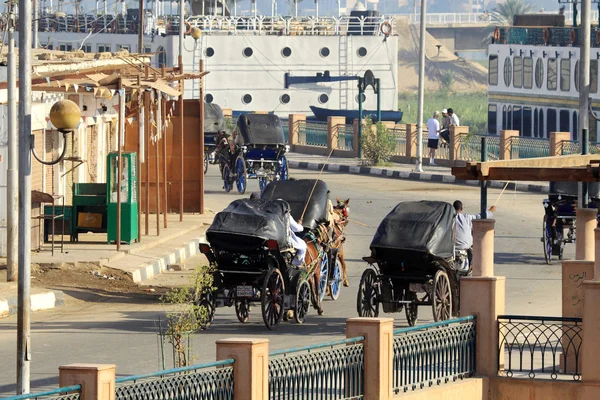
xmin=453 ymin=200 xmax=496 ymax=270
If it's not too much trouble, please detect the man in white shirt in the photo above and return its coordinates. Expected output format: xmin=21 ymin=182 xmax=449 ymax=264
xmin=426 ymin=111 xmax=441 ymax=166
xmin=448 ymin=108 xmax=460 ymax=127
xmin=453 ymin=200 xmax=495 ymax=268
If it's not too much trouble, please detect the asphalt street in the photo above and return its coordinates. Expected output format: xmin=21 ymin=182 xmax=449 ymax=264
xmin=0 ymin=166 xmax=564 ymax=395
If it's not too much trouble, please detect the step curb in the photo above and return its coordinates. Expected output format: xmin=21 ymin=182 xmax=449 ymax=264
xmin=0 ymin=290 xmax=65 ymax=318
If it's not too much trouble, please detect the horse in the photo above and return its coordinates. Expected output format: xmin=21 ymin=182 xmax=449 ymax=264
xmin=331 ymin=198 xmax=350 ymax=287
xmin=301 ymin=221 xmax=331 ymax=316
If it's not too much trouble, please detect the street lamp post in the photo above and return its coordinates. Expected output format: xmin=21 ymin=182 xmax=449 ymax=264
xmin=415 ymin=0 xmax=427 ymax=173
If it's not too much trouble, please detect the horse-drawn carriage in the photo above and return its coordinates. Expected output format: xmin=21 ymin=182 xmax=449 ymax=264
xmin=222 ymin=113 xmax=289 ymax=194
xmin=542 ymin=182 xmax=600 ymax=264
xmin=203 ymin=103 xmax=228 ymax=175
xmin=357 ymin=201 xmax=468 ymax=325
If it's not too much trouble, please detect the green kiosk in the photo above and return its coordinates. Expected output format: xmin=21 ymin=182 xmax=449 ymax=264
xmin=107 ymin=152 xmax=139 ymax=244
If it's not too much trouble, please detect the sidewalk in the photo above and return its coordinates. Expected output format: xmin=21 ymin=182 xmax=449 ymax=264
xmin=286 ymin=153 xmax=549 ymax=194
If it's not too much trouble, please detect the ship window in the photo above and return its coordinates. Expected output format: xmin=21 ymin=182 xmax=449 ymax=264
xmin=488 ymin=55 xmax=498 ymax=86
xmin=503 ymin=57 xmax=512 ymax=86
xmin=242 ymin=94 xmax=252 ymax=104
xmin=98 ymin=44 xmax=111 ymax=53
xmin=547 ymin=58 xmax=557 ymax=91
xmin=357 ymin=47 xmax=367 ymax=57
xmin=507 ymin=106 xmax=512 ymax=129
xmin=512 ymin=106 xmax=522 ymax=133
xmin=547 ymin=108 xmax=557 ymax=135
xmin=560 ymin=59 xmax=571 ymax=91
xmin=539 ymin=109 xmax=544 ymax=138
xmin=280 ymin=94 xmax=291 ymax=104
xmin=320 ymin=47 xmax=330 ymax=57
xmin=533 ymin=109 xmax=538 ymax=137
xmin=535 ymin=58 xmax=544 ymax=88
xmin=488 ymin=104 xmax=497 ymax=134
xmin=523 ymin=107 xmax=532 ymax=137
xmin=282 ymin=47 xmax=292 ymax=57
xmin=513 ymin=57 xmax=522 ymax=88
xmin=119 ymin=45 xmax=130 ymax=52
xmin=319 ymin=94 xmax=329 ymax=104
xmin=205 ymin=94 xmax=213 ymax=104
xmin=573 ymin=111 xmax=578 ymax=141
xmin=205 ymin=47 xmax=215 ymax=57
xmin=502 ymin=106 xmax=507 ymax=130
xmin=46 ymin=44 xmax=54 ymax=50
xmin=144 ymin=46 xmax=152 ymax=54
xmin=157 ymin=46 xmax=167 ymax=67
xmin=523 ymin=57 xmax=533 ymax=89
xmin=59 ymin=44 xmax=73 ymax=51
xmin=356 ymin=94 xmax=366 ymax=103
xmin=592 ymin=60 xmax=598 ymax=93
xmin=559 ymin=110 xmax=570 ymax=132
xmin=243 ymin=47 xmax=253 ymax=57
xmin=81 ymin=44 xmax=92 ymax=53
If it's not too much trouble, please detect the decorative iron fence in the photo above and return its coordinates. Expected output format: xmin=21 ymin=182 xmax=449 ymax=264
xmin=281 ymin=119 xmax=289 ymax=143
xmin=509 ymin=137 xmax=550 ymax=159
xmin=298 ymin=121 xmax=328 ymax=148
xmin=115 ymin=359 xmax=235 ymax=400
xmin=3 ymin=385 xmax=82 ymax=400
xmin=269 ymin=337 xmax=365 ymax=399
xmin=393 ymin=316 xmax=477 ymax=394
xmin=561 ymin=140 xmax=600 ymax=155
xmin=498 ymin=315 xmax=582 ymax=381
xmin=390 ymin=127 xmax=407 ymax=156
xmin=336 ymin=124 xmax=354 ymax=151
xmin=456 ymin=134 xmax=500 ymax=161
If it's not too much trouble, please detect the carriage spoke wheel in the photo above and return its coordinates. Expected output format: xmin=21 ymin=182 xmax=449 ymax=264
xmin=261 ymin=268 xmax=285 ymax=330
xmin=222 ymin=164 xmax=233 ymax=193
xmin=405 ymin=291 xmax=418 ymax=327
xmin=432 ymin=271 xmax=452 ymax=322
xmin=329 ymin=255 xmax=342 ymax=301
xmin=258 ymin=176 xmax=269 ymax=192
xmin=294 ymin=280 xmax=311 ymax=324
xmin=235 ymin=297 xmax=251 ymax=323
xmin=318 ymin=253 xmax=329 ymax=302
xmin=203 ymin=152 xmax=209 ymax=175
xmin=356 ymin=269 xmax=379 ymax=317
xmin=235 ymin=156 xmax=247 ymax=195
xmin=278 ymin=155 xmax=289 ymax=181
xmin=543 ymin=215 xmax=553 ymax=265
xmin=196 ymin=292 xmax=216 ymax=329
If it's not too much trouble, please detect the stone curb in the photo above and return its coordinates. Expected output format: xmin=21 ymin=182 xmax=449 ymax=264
xmin=0 ymin=290 xmax=65 ymax=318
xmin=131 ymin=236 xmax=206 ymax=283
xmin=288 ymin=161 xmax=549 ymax=194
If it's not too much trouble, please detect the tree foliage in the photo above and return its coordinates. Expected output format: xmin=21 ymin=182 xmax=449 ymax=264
xmin=360 ymin=118 xmax=396 ymax=165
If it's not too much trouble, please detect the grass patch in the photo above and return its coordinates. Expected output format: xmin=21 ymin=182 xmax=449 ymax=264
xmin=398 ymin=92 xmax=488 ymax=135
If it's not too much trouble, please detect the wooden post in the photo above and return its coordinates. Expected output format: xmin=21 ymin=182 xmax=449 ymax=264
xmin=144 ymin=67 xmax=150 ymax=236
xmin=116 ymin=79 xmax=123 ymax=250
xmin=161 ymin=66 xmax=168 ymax=228
xmin=155 ymin=90 xmax=161 ymax=236
xmin=136 ymin=76 xmax=142 ymax=243
xmin=179 ymin=55 xmax=184 ymax=221
xmin=199 ymin=60 xmax=205 ymax=214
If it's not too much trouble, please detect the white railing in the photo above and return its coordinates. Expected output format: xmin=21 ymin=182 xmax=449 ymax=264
xmin=408 ymin=10 xmax=600 ymax=26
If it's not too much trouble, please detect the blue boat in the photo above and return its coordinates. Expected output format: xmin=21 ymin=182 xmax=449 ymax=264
xmin=310 ymin=105 xmax=403 ymax=124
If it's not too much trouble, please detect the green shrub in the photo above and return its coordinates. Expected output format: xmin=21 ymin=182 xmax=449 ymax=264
xmin=361 ymin=118 xmax=396 ymax=165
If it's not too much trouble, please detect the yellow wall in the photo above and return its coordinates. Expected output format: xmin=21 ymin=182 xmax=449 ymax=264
xmin=395 ymin=378 xmax=487 ymax=400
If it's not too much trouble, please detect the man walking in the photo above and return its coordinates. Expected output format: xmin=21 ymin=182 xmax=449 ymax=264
xmin=427 ymin=111 xmax=441 ymax=165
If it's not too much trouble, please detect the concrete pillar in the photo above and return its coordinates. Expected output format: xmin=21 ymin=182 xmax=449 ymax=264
xmin=472 ymin=219 xmax=495 ymax=277
xmin=288 ymin=114 xmax=305 ymax=150
xmin=550 ymin=131 xmax=571 ymax=156
xmin=216 ymin=338 xmax=269 ymax=400
xmin=576 ymin=208 xmax=597 ymax=261
xmin=346 ymin=318 xmax=394 ymax=400
xmin=59 ymin=364 xmax=116 ymax=400
xmin=327 ymin=116 xmax=344 ymax=151
xmin=405 ymin=123 xmax=420 ymax=159
xmin=449 ymin=125 xmax=469 ymax=161
xmin=499 ymin=130 xmax=519 ymax=160
xmin=581 ymin=281 xmax=600 ymax=382
xmin=221 ymin=108 xmax=233 ymax=118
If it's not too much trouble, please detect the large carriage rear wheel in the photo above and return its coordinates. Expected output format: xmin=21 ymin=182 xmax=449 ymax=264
xmin=196 ymin=292 xmax=216 ymax=329
xmin=318 ymin=253 xmax=329 ymax=302
xmin=405 ymin=291 xmax=418 ymax=327
xmin=329 ymin=255 xmax=342 ymax=301
xmin=432 ymin=270 xmax=452 ymax=322
xmin=222 ymin=163 xmax=233 ymax=193
xmin=258 ymin=177 xmax=269 ymax=192
xmin=235 ymin=156 xmax=247 ymax=195
xmin=204 ymin=152 xmax=209 ymax=175
xmin=543 ymin=215 xmax=553 ymax=265
xmin=278 ymin=155 xmax=289 ymax=181
xmin=235 ymin=297 xmax=251 ymax=323
xmin=357 ymin=269 xmax=379 ymax=317
xmin=294 ymin=280 xmax=311 ymax=324
xmin=261 ymin=268 xmax=285 ymax=330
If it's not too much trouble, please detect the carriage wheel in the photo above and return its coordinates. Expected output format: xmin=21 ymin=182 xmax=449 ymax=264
xmin=318 ymin=253 xmax=329 ymax=302
xmin=432 ymin=270 xmax=452 ymax=322
xmin=235 ymin=156 xmax=247 ymax=195
xmin=203 ymin=152 xmax=209 ymax=175
xmin=235 ymin=297 xmax=251 ymax=323
xmin=258 ymin=176 xmax=268 ymax=192
xmin=196 ymin=291 xmax=216 ymax=329
xmin=543 ymin=215 xmax=553 ymax=265
xmin=294 ymin=280 xmax=311 ymax=324
xmin=278 ymin=155 xmax=289 ymax=181
xmin=357 ymin=268 xmax=379 ymax=317
xmin=261 ymin=268 xmax=285 ymax=330
xmin=405 ymin=291 xmax=418 ymax=327
xmin=222 ymin=163 xmax=233 ymax=193
xmin=329 ymin=255 xmax=342 ymax=301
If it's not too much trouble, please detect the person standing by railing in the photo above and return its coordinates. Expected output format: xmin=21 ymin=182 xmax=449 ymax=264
xmin=427 ymin=111 xmax=441 ymax=166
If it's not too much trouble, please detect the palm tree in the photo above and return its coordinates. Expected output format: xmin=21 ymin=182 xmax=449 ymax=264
xmin=489 ymin=0 xmax=533 ymax=25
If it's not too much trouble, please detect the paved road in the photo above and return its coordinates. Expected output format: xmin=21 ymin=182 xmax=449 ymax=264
xmin=0 ymin=167 xmax=563 ymax=395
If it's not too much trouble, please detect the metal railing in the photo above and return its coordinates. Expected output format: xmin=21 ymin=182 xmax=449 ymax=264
xmin=269 ymin=336 xmax=365 ymax=399
xmin=336 ymin=124 xmax=354 ymax=151
xmin=390 ymin=127 xmax=407 ymax=157
xmin=3 ymin=385 xmax=81 ymax=400
xmin=561 ymin=140 xmax=600 ymax=155
xmin=115 ymin=359 xmax=235 ymax=400
xmin=456 ymin=134 xmax=500 ymax=162
xmin=509 ymin=136 xmax=551 ymax=159
xmin=393 ymin=316 xmax=477 ymax=394
xmin=498 ymin=315 xmax=582 ymax=381
xmin=409 ymin=13 xmax=490 ymax=25
xmin=496 ymin=26 xmax=600 ymax=47
xmin=298 ymin=120 xmax=328 ymax=148
xmin=281 ymin=119 xmax=289 ymax=143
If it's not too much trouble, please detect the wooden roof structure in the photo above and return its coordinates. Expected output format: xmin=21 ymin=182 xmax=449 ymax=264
xmin=451 ymin=155 xmax=600 ymax=182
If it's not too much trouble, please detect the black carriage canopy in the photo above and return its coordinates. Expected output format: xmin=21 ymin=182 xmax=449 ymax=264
xmin=204 ymin=103 xmax=228 ymax=134
xmin=206 ymin=198 xmax=290 ymax=251
xmin=261 ymin=179 xmax=329 ymax=230
xmin=370 ymin=201 xmax=456 ymax=260
xmin=550 ymin=181 xmax=600 ymax=199
xmin=235 ymin=114 xmax=285 ymax=145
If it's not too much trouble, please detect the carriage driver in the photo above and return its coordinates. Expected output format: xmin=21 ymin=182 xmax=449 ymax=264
xmin=453 ymin=200 xmax=496 ymax=268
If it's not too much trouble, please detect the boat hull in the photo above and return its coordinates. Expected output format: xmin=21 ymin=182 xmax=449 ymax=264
xmin=310 ymin=105 xmax=403 ymax=124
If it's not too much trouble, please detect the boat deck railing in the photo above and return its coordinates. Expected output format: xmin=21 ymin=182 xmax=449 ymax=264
xmin=494 ymin=25 xmax=600 ymax=47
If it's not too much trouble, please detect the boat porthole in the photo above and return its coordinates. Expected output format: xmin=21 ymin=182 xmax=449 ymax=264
xmin=205 ymin=47 xmax=215 ymax=57
xmin=280 ymin=94 xmax=291 ymax=104
xmin=357 ymin=47 xmax=367 ymax=57
xmin=356 ymin=93 xmax=367 ymax=103
xmin=319 ymin=94 xmax=329 ymax=104
xmin=242 ymin=94 xmax=253 ymax=104
xmin=320 ymin=47 xmax=330 ymax=57
xmin=243 ymin=47 xmax=253 ymax=57
xmin=205 ymin=94 xmax=213 ymax=103
xmin=282 ymin=47 xmax=292 ymax=57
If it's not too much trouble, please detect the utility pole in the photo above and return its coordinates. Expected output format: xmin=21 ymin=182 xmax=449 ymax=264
xmin=17 ymin=0 xmax=33 ymax=393
xmin=179 ymin=0 xmax=184 ymax=58
xmin=579 ymin=0 xmax=591 ymax=208
xmin=7 ymin=1 xmax=17 ymax=283
xmin=139 ymin=0 xmax=144 ymax=53
xmin=415 ymin=0 xmax=426 ymax=173
xmin=33 ymin=0 xmax=38 ymax=48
